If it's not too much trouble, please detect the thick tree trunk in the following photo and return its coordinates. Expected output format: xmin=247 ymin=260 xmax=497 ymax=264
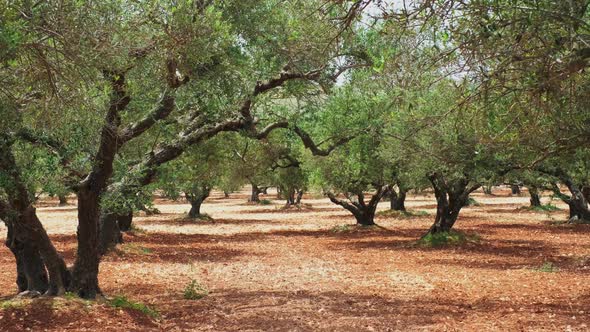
xmin=285 ymin=189 xmax=296 ymax=206
xmin=5 ymin=224 xmax=48 ymax=293
xmin=560 ymin=179 xmax=590 ymax=222
xmin=249 ymin=184 xmax=261 ymax=202
xmin=327 ymin=187 xmax=387 ymax=227
xmin=117 ymin=211 xmax=133 ymax=231
xmin=0 ymin=141 xmax=68 ymax=295
xmin=58 ymin=194 xmax=68 ymax=206
xmin=186 ymin=188 xmax=210 ymax=219
xmin=224 ymin=191 xmax=230 ymax=198
xmin=389 ymin=189 xmax=407 ymax=211
xmin=295 ymin=189 xmax=303 ymax=205
xmin=583 ymin=186 xmax=590 ymax=205
xmin=511 ymin=184 xmax=521 ymax=195
xmin=352 ymin=209 xmax=376 ymax=226
xmin=425 ymin=174 xmax=478 ymax=236
xmin=99 ymin=210 xmax=133 ymax=255
xmin=99 ymin=213 xmax=122 ymax=255
xmin=483 ymin=186 xmax=493 ymax=195
xmin=71 ymin=190 xmax=101 ymax=299
xmin=188 ymin=199 xmax=203 ymax=218
xmin=529 ymin=186 xmax=541 ymax=207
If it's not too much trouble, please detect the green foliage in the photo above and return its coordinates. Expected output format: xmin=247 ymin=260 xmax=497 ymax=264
xmin=108 ymin=296 xmax=160 ymax=319
xmin=530 ymin=204 xmax=561 ymax=212
xmin=331 ymin=224 xmax=352 ymax=233
xmin=183 ymin=279 xmax=209 ymax=300
xmin=534 ymin=262 xmax=559 ymax=273
xmin=417 ymin=231 xmax=480 ymax=248
xmin=259 ymin=199 xmax=272 ymax=205
xmin=118 ymin=243 xmax=152 ymax=255
xmin=377 ymin=210 xmax=429 ymax=218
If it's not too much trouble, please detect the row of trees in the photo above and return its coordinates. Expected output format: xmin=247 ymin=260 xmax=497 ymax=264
xmin=0 ymin=0 xmax=588 ymax=300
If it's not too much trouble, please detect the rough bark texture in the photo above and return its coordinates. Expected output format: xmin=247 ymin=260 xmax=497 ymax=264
xmin=249 ymin=184 xmax=261 ymax=203
xmin=71 ymin=71 xmax=130 ymax=299
xmin=0 ymin=138 xmax=69 ymax=295
xmin=389 ymin=188 xmax=407 ymax=211
xmin=426 ymin=174 xmax=480 ymax=235
xmin=3 ymin=219 xmax=48 ymax=293
xmin=186 ymin=187 xmax=211 ymax=219
xmin=528 ymin=186 xmax=541 ymax=207
xmin=327 ymin=186 xmax=388 ymax=226
xmin=511 ymin=184 xmax=521 ymax=195
xmin=544 ymin=170 xmax=590 ymax=222
xmin=284 ymin=188 xmax=304 ymax=207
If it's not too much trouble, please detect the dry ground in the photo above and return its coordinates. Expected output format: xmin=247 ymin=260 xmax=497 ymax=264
xmin=0 ymin=187 xmax=589 ymax=331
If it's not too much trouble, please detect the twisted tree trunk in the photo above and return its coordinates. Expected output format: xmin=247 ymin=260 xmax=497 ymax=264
xmin=186 ymin=187 xmax=210 ymax=219
xmin=389 ymin=188 xmax=407 ymax=211
xmin=327 ymin=186 xmax=388 ymax=226
xmin=425 ymin=173 xmax=480 ymax=236
xmin=528 ymin=186 xmax=541 ymax=207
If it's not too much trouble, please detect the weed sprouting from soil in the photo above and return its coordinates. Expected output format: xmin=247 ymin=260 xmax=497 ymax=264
xmin=533 ymin=262 xmax=560 ymax=273
xmin=183 ymin=279 xmax=209 ymax=300
xmin=377 ymin=210 xmax=429 ymax=218
xmin=530 ymin=204 xmax=561 ymax=212
xmin=417 ymin=230 xmax=480 ymax=247
xmin=108 ymin=295 xmax=160 ymax=319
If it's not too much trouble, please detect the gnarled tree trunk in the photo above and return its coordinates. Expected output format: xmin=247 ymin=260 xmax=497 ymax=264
xmin=58 ymin=194 xmax=68 ymax=206
xmin=389 ymin=188 xmax=407 ymax=211
xmin=528 ymin=186 xmax=541 ymax=207
xmin=186 ymin=187 xmax=210 ymax=219
xmin=0 ymin=140 xmax=69 ymax=296
xmin=249 ymin=183 xmax=261 ymax=203
xmin=425 ymin=173 xmax=480 ymax=235
xmin=511 ymin=184 xmax=521 ymax=195
xmin=326 ymin=186 xmax=388 ymax=226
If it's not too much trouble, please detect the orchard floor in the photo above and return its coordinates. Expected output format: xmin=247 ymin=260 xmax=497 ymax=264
xmin=0 ymin=188 xmax=589 ymax=331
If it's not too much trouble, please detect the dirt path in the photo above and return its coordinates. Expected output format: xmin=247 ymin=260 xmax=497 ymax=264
xmin=0 ymin=188 xmax=589 ymax=331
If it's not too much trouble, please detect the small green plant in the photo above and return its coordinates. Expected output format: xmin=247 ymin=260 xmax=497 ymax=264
xmin=183 ymin=279 xmax=209 ymax=300
xmin=259 ymin=199 xmax=272 ymax=205
xmin=331 ymin=224 xmax=352 ymax=233
xmin=0 ymin=299 xmax=25 ymax=310
xmin=63 ymin=292 xmax=78 ymax=300
xmin=108 ymin=295 xmax=160 ymax=318
xmin=417 ymin=230 xmax=480 ymax=247
xmin=120 ymin=243 xmax=152 ymax=255
xmin=530 ymin=204 xmax=561 ymax=212
xmin=534 ymin=262 xmax=559 ymax=273
xmin=377 ymin=209 xmax=429 ymax=218
xmin=465 ymin=197 xmax=482 ymax=206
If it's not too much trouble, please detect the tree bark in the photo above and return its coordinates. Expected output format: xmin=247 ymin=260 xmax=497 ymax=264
xmin=389 ymin=188 xmax=407 ymax=211
xmin=425 ymin=174 xmax=479 ymax=235
xmin=186 ymin=188 xmax=210 ymax=219
xmin=528 ymin=186 xmax=541 ymax=207
xmin=582 ymin=186 xmax=590 ymax=205
xmin=71 ymin=189 xmax=102 ymax=299
xmin=58 ymin=194 xmax=68 ymax=206
xmin=295 ymin=189 xmax=304 ymax=205
xmin=511 ymin=184 xmax=521 ymax=195
xmin=0 ymin=140 xmax=69 ymax=295
xmin=483 ymin=186 xmax=493 ymax=195
xmin=4 ymin=222 xmax=48 ymax=293
xmin=249 ymin=184 xmax=261 ymax=203
xmin=326 ymin=186 xmax=388 ymax=226
xmin=188 ymin=200 xmax=203 ymax=218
